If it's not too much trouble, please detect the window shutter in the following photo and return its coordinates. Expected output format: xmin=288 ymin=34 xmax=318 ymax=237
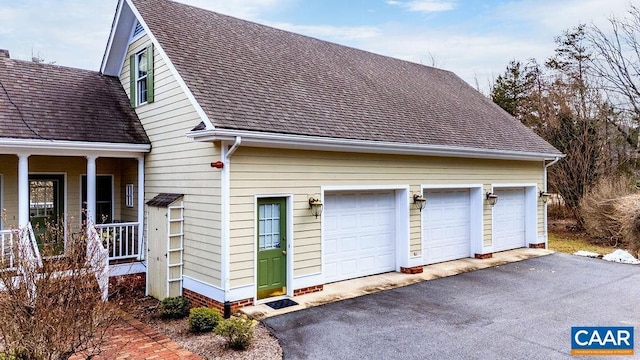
xmin=129 ymin=54 xmax=136 ymax=107
xmin=146 ymin=44 xmax=154 ymax=103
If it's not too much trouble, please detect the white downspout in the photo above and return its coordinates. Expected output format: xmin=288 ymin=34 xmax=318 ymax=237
xmin=221 ymin=136 xmax=241 ymax=308
xmin=226 ymin=136 xmax=242 ymax=160
xmin=543 ymin=157 xmax=561 ymax=245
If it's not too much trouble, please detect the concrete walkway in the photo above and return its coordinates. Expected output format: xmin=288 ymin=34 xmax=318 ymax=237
xmin=70 ymin=313 xmax=201 ymax=360
xmin=243 ymin=248 xmax=554 ymax=320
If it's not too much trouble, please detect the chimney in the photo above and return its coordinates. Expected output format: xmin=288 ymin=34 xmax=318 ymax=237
xmin=0 ymin=49 xmax=9 ymax=59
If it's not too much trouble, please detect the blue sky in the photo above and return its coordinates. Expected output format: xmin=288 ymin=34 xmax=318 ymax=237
xmin=0 ymin=0 xmax=633 ymax=92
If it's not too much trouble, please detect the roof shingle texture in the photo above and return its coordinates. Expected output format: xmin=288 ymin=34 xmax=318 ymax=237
xmin=132 ymin=0 xmax=559 ymax=155
xmin=146 ymin=193 xmax=183 ymax=207
xmin=0 ymin=58 xmax=149 ymax=144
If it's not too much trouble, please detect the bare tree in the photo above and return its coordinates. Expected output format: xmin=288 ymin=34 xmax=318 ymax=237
xmin=589 ymin=6 xmax=640 ymax=124
xmin=0 ymin=221 xmax=119 ymax=360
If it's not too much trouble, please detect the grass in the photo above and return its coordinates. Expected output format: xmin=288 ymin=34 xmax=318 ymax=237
xmin=548 ymin=232 xmax=618 ymax=255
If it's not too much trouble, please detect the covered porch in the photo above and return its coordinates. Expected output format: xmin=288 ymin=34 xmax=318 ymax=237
xmin=0 ymin=142 xmax=149 ymax=269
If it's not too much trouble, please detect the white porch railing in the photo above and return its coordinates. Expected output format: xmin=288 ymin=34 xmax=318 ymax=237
xmin=95 ymin=222 xmax=141 ymax=261
xmin=18 ymin=223 xmax=43 ymax=305
xmin=0 ymin=229 xmax=16 ymax=270
xmin=86 ymin=222 xmax=109 ymax=301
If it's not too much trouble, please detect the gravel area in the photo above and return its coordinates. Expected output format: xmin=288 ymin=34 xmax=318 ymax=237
xmin=114 ymin=289 xmax=282 ymax=360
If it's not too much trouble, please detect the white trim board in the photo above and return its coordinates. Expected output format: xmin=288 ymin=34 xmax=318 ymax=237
xmin=109 ymin=262 xmax=146 ymax=277
xmin=0 ymin=139 xmax=149 ymax=158
xmin=183 ymin=275 xmax=225 ymax=303
xmin=189 ymin=128 xmax=563 ymax=162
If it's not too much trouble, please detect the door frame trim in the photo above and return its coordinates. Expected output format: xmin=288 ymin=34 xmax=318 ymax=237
xmin=321 ymin=185 xmax=411 ymax=281
xmin=253 ymin=194 xmax=294 ymax=304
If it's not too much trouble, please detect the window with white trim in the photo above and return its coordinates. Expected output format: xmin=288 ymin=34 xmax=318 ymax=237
xmin=135 ymin=50 xmax=148 ymax=105
xmin=129 ymin=45 xmax=154 ymax=107
xmin=125 ymin=183 xmax=134 ymax=208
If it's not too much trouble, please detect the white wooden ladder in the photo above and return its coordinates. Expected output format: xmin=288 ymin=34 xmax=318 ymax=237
xmin=167 ymin=202 xmax=184 ymax=297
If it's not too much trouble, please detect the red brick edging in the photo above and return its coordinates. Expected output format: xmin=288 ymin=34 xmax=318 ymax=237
xmin=474 ymin=253 xmax=493 ymax=259
xmin=183 ymin=288 xmax=253 ymax=315
xmin=400 ymin=266 xmax=424 ymax=274
xmin=293 ymin=285 xmax=324 ymax=296
xmin=529 ymin=243 xmax=546 ymax=249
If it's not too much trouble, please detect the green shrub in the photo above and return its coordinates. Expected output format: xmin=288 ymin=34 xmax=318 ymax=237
xmin=160 ymin=296 xmax=190 ymax=319
xmin=214 ymin=315 xmax=257 ymax=350
xmin=189 ymin=307 xmax=221 ymax=333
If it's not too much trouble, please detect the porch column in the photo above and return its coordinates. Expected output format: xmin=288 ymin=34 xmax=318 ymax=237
xmin=137 ymin=155 xmax=145 ymax=260
xmin=17 ymin=153 xmax=30 ymax=227
xmin=86 ymin=156 xmax=97 ymax=224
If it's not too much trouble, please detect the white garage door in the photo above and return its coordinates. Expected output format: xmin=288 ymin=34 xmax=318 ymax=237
xmin=323 ymin=191 xmax=396 ymax=283
xmin=423 ymin=189 xmax=471 ymax=264
xmin=493 ymin=188 xmax=526 ymax=252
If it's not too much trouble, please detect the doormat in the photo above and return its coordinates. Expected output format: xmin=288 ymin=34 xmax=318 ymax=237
xmin=264 ymin=298 xmax=299 ymax=310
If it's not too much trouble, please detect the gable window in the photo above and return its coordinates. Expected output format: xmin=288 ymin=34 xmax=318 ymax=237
xmin=82 ymin=175 xmax=113 ymax=223
xmin=129 ymin=45 xmax=154 ymax=107
xmin=132 ymin=21 xmax=145 ymax=39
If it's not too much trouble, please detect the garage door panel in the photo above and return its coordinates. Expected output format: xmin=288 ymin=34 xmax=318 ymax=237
xmin=423 ymin=189 xmax=471 ymax=264
xmin=493 ymin=188 xmax=526 ymax=252
xmin=323 ymin=191 xmax=396 ymax=283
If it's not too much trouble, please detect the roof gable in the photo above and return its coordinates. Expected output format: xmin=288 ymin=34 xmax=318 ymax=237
xmin=128 ymin=0 xmax=560 ymax=157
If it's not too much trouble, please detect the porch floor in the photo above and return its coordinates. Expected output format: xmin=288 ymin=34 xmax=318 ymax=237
xmin=242 ymin=248 xmax=555 ymax=320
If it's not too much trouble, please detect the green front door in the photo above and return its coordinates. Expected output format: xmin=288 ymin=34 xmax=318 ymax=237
xmin=29 ymin=174 xmax=65 ymax=255
xmin=257 ymin=197 xmax=287 ymax=300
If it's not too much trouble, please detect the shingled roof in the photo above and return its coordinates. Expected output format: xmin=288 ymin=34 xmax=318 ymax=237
xmin=0 ymin=54 xmax=149 ymax=144
xmin=130 ymin=0 xmax=560 ymax=156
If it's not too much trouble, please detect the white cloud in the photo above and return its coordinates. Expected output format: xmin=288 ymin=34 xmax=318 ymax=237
xmin=387 ymin=0 xmax=456 ymax=14
xmin=495 ymin=0 xmax=631 ymax=34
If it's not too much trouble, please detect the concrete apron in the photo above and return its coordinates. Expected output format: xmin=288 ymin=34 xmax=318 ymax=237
xmin=242 ymin=248 xmax=554 ymax=320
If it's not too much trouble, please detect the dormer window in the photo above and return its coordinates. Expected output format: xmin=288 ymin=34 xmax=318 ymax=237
xmin=136 ymin=50 xmax=148 ymax=105
xmin=129 ymin=45 xmax=154 ymax=107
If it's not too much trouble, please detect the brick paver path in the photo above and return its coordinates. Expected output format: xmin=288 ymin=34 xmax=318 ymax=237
xmin=71 ymin=313 xmax=202 ymax=360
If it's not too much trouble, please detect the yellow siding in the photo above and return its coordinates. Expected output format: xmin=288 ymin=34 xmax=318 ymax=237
xmin=228 ymin=147 xmax=544 ymax=287
xmin=120 ymin=159 xmax=139 ymax=222
xmin=120 ymin=35 xmax=222 ymax=287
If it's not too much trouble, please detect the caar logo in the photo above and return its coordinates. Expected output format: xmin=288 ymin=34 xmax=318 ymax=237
xmin=571 ymin=326 xmax=634 ymax=356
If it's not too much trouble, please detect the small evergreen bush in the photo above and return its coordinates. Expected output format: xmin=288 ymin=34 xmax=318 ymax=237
xmin=189 ymin=307 xmax=221 ymax=333
xmin=215 ymin=315 xmax=257 ymax=350
xmin=160 ymin=296 xmax=190 ymax=319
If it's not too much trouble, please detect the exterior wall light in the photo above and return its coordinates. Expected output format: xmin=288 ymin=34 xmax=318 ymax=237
xmin=309 ymin=197 xmax=323 ymax=218
xmin=539 ymin=191 xmax=551 ymax=203
xmin=413 ymin=194 xmax=427 ymax=212
xmin=486 ymin=192 xmax=498 ymax=206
